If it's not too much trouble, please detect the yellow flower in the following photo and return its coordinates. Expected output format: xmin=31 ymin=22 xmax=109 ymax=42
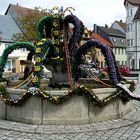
xmin=37 ymin=42 xmax=43 ymax=46
xmin=36 ymin=48 xmax=41 ymax=53
xmin=53 ymin=21 xmax=59 ymax=27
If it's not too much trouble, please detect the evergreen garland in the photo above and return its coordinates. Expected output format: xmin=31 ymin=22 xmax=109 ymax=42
xmin=0 ymin=81 xmax=135 ymax=106
xmin=0 ymin=42 xmax=36 ymax=79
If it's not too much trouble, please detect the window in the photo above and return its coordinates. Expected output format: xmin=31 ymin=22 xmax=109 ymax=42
xmin=115 ymin=48 xmax=117 ymax=54
xmin=5 ymin=60 xmax=12 ymax=71
xmin=127 ymin=10 xmax=129 ymax=17
xmin=130 ymin=39 xmax=133 ymax=46
xmin=127 ymin=39 xmax=130 ymax=46
xmin=124 ymin=49 xmax=126 ymax=54
xmin=130 ymin=9 xmax=133 ymax=16
xmin=118 ymin=48 xmax=120 ymax=55
xmin=121 ymin=40 xmax=124 ymax=44
xmin=127 ymin=24 xmax=133 ymax=32
xmin=127 ymin=9 xmax=133 ymax=16
xmin=113 ymin=38 xmax=116 ymax=42
xmin=127 ymin=39 xmax=133 ymax=46
xmin=122 ymin=49 xmax=124 ymax=55
xmin=20 ymin=48 xmax=27 ymax=52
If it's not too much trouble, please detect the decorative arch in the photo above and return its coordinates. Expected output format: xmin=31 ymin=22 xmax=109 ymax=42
xmin=0 ymin=42 xmax=36 ymax=79
xmin=64 ymin=14 xmax=84 ymax=56
xmin=74 ymin=39 xmax=121 ymax=85
xmin=36 ymin=15 xmax=63 ymax=39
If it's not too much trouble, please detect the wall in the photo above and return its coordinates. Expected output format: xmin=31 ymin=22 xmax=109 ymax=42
xmin=125 ymin=2 xmax=140 ymax=69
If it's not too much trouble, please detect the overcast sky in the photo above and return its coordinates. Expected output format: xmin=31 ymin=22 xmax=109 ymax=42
xmin=0 ymin=0 xmax=126 ymax=30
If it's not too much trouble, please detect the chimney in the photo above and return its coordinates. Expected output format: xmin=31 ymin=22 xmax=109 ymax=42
xmin=93 ymin=24 xmax=97 ymax=33
xmin=105 ymin=24 xmax=108 ymax=28
xmin=120 ymin=20 xmax=122 ymax=22
xmin=17 ymin=3 xmax=19 ymax=6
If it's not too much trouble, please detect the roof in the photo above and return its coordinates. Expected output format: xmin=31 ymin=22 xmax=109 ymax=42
xmin=5 ymin=4 xmax=32 ymax=17
xmin=0 ymin=15 xmax=21 ymax=42
xmin=124 ymin=0 xmax=140 ymax=5
xmin=98 ymin=26 xmax=126 ymax=38
xmin=90 ymin=32 xmax=113 ymax=48
xmin=109 ymin=36 xmax=127 ymax=48
xmin=115 ymin=20 xmax=126 ymax=31
xmin=134 ymin=6 xmax=140 ymax=20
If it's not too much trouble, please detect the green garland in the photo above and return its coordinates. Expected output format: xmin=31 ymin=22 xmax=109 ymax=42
xmin=36 ymin=14 xmax=63 ymax=39
xmin=0 ymin=81 xmax=135 ymax=106
xmin=0 ymin=42 xmax=36 ymax=79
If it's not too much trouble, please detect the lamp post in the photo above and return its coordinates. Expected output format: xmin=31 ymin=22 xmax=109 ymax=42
xmin=136 ymin=22 xmax=137 ymax=70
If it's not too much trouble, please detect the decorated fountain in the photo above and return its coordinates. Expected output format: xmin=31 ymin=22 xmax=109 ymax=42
xmin=0 ymin=7 xmax=138 ymax=124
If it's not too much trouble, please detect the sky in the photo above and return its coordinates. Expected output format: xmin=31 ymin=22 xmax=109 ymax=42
xmin=0 ymin=0 xmax=126 ymax=30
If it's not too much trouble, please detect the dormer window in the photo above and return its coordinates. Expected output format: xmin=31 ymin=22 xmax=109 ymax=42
xmin=121 ymin=40 xmax=124 ymax=44
xmin=113 ymin=38 xmax=116 ymax=42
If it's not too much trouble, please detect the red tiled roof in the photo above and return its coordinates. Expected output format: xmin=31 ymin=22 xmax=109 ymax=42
xmin=90 ymin=32 xmax=113 ymax=48
xmin=124 ymin=0 xmax=140 ymax=5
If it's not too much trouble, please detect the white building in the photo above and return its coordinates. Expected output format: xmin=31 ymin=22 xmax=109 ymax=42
xmin=124 ymin=0 xmax=140 ymax=70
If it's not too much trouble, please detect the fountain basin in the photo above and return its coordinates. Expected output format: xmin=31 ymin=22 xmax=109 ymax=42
xmin=0 ymin=88 xmax=131 ymax=125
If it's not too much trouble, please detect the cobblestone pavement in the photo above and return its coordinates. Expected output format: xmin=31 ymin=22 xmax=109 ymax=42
xmin=1 ymin=85 xmax=140 ymax=139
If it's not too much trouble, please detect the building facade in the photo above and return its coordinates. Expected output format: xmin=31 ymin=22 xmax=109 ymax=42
xmin=93 ymin=24 xmax=127 ymax=67
xmin=90 ymin=32 xmax=113 ymax=68
xmin=81 ymin=28 xmax=113 ymax=68
xmin=124 ymin=0 xmax=140 ymax=70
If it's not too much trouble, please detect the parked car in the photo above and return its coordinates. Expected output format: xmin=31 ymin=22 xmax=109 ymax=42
xmin=102 ymin=66 xmax=129 ymax=76
xmin=119 ymin=66 xmax=129 ymax=76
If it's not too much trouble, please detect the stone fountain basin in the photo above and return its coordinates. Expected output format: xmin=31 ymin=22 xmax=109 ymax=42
xmin=0 ymin=87 xmax=131 ymax=125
